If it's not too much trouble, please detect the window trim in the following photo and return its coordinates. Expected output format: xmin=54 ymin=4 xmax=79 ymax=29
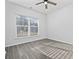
xmin=16 ymin=15 xmax=39 ymax=38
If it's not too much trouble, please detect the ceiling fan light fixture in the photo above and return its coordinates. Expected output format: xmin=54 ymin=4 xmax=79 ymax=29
xmin=44 ymin=2 xmax=47 ymax=5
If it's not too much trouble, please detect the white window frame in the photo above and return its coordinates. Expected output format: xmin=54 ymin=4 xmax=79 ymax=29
xmin=16 ymin=15 xmax=39 ymax=37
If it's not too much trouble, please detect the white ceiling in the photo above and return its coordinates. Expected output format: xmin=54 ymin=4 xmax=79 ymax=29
xmin=8 ymin=0 xmax=73 ymax=14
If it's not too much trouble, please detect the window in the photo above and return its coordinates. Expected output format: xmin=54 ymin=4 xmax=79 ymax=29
xmin=16 ymin=15 xmax=39 ymax=37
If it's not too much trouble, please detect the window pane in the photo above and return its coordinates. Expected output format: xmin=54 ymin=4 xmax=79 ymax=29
xmin=17 ymin=27 xmax=23 ymax=37
xmin=24 ymin=19 xmax=28 ymax=25
xmin=30 ymin=27 xmax=38 ymax=35
xmin=23 ymin=27 xmax=28 ymax=36
xmin=30 ymin=19 xmax=38 ymax=27
xmin=17 ymin=26 xmax=28 ymax=37
xmin=16 ymin=16 xmax=28 ymax=26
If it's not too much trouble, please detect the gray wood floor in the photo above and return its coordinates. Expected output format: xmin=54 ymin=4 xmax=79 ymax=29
xmin=5 ymin=39 xmax=73 ymax=59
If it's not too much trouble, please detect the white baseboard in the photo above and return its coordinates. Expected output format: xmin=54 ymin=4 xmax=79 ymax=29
xmin=5 ymin=38 xmax=46 ymax=47
xmin=48 ymin=38 xmax=73 ymax=45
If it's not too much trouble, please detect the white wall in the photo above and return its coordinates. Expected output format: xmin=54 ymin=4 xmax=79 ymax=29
xmin=5 ymin=0 xmax=73 ymax=47
xmin=5 ymin=1 xmax=47 ymax=47
xmin=47 ymin=4 xmax=73 ymax=44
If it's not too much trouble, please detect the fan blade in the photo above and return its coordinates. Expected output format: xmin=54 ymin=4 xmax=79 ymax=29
xmin=45 ymin=4 xmax=48 ymax=9
xmin=36 ymin=2 xmax=44 ymax=5
xmin=48 ymin=1 xmax=57 ymax=5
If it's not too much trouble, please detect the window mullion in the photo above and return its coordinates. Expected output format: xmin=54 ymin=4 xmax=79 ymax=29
xmin=28 ymin=19 xmax=30 ymax=36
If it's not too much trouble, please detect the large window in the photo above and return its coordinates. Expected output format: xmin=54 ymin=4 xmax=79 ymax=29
xmin=16 ymin=15 xmax=39 ymax=37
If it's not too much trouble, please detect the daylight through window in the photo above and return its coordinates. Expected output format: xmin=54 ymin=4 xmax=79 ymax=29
xmin=16 ymin=15 xmax=38 ymax=37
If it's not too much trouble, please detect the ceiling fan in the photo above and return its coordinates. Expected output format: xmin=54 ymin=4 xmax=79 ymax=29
xmin=35 ymin=0 xmax=57 ymax=9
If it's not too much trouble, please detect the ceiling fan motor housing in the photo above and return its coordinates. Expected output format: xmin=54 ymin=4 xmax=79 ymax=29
xmin=44 ymin=0 xmax=48 ymax=2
